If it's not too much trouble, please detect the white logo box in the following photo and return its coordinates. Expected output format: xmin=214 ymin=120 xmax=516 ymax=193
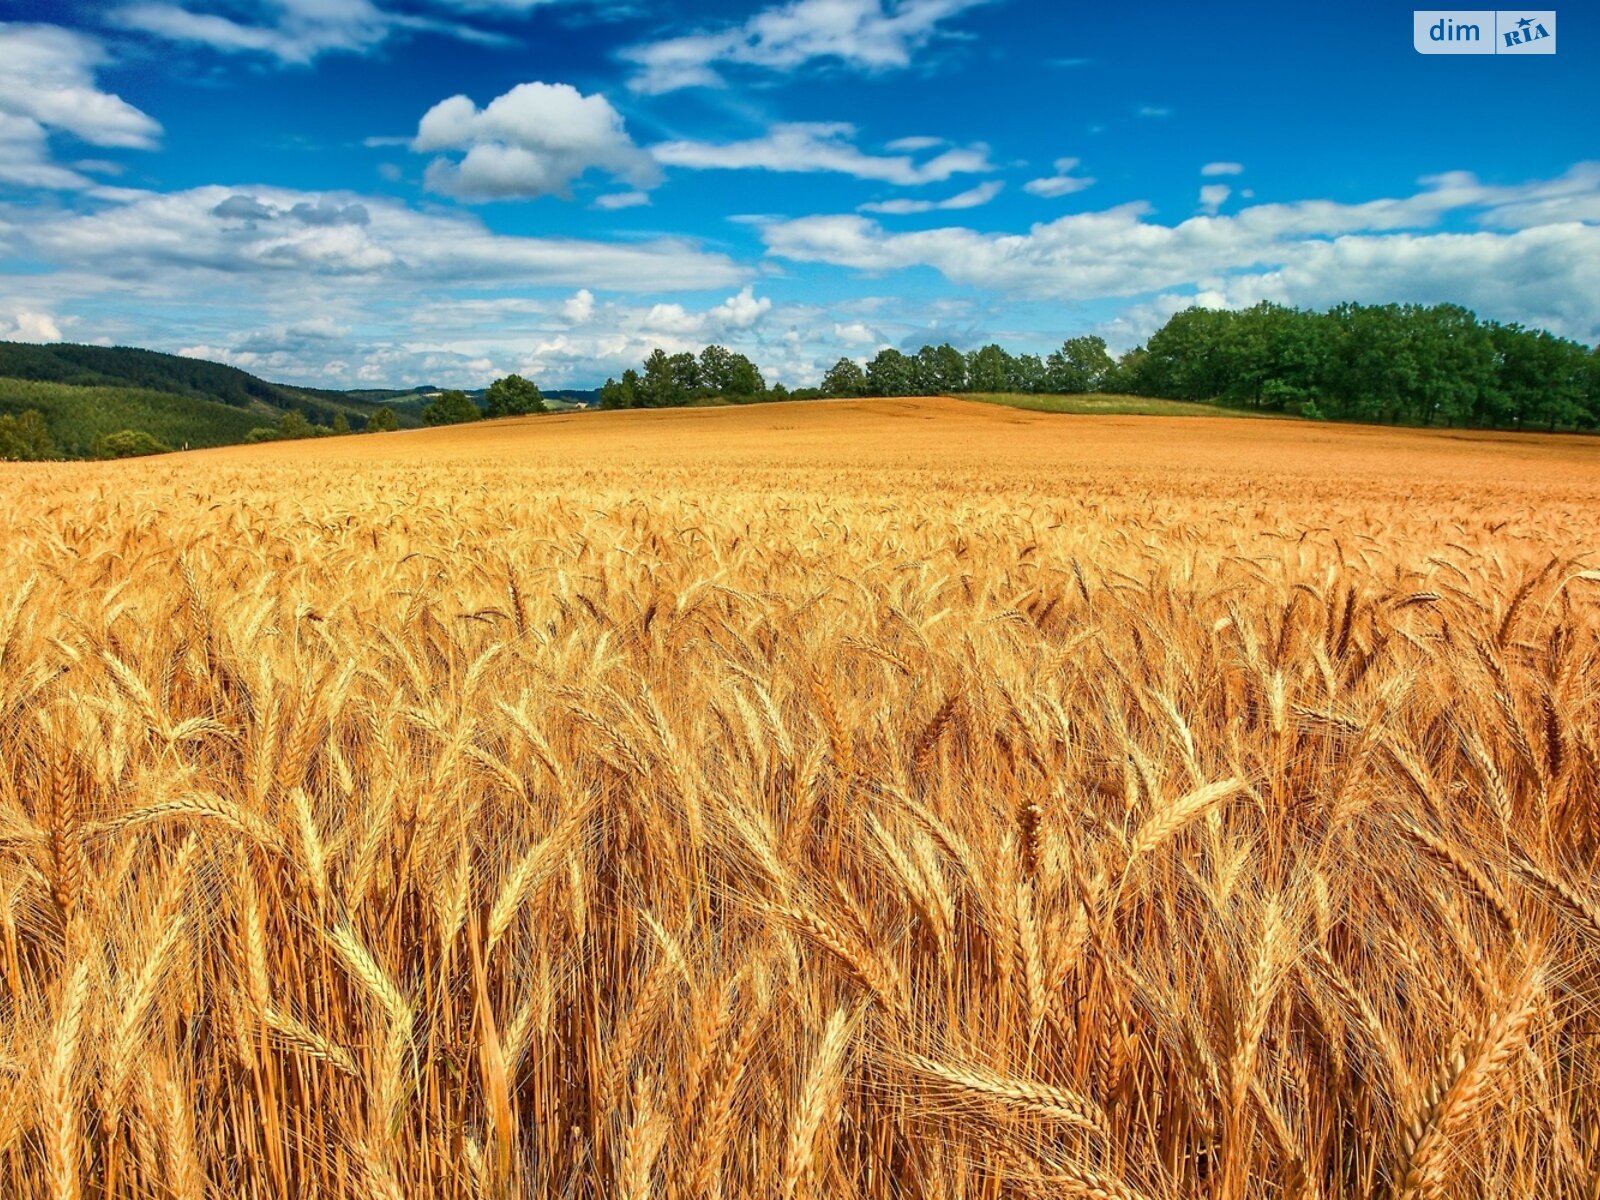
xmin=1414 ymin=10 xmax=1556 ymax=54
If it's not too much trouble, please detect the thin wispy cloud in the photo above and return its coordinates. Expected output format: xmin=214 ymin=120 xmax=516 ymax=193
xmin=623 ymin=0 xmax=995 ymax=93
xmin=653 ymin=123 xmax=994 ymax=186
xmin=1023 ymin=157 xmax=1095 ymax=198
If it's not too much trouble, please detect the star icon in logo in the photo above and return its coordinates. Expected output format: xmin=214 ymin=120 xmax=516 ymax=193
xmin=1517 ymin=15 xmax=1533 ymax=28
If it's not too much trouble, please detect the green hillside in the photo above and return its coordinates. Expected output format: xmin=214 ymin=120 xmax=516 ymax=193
xmin=0 ymin=341 xmax=308 ymax=408
xmin=0 ymin=378 xmax=270 ymax=456
xmin=0 ymin=341 xmax=425 ymax=425
xmin=0 ymin=340 xmax=432 ymax=458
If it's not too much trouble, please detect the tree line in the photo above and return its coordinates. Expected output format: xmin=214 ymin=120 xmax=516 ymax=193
xmin=814 ymin=302 xmax=1600 ymax=430
xmin=599 ymin=345 xmax=772 ymax=408
xmin=248 ymin=373 xmax=546 ymax=441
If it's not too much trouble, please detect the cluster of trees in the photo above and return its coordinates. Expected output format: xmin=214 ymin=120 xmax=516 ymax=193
xmin=0 ymin=409 xmax=175 ymax=460
xmin=820 ymin=336 xmax=1121 ymax=399
xmin=422 ymin=374 xmax=547 ymax=425
xmin=249 ymin=409 xmax=357 ymax=442
xmin=1133 ymin=301 xmax=1598 ymax=429
xmin=248 ymin=374 xmax=544 ymax=440
xmin=599 ymin=345 xmax=770 ymax=409
xmin=0 ymin=410 xmax=55 ymax=460
xmin=817 ymin=304 xmax=1600 ymax=430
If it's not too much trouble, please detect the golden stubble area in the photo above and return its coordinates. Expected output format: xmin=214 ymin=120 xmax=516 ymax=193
xmin=2 ymin=397 xmax=1599 ymax=1200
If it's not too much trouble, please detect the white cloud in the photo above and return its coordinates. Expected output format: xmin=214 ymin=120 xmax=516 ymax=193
xmin=1202 ymin=161 xmax=1243 ymax=176
xmin=760 ymin=166 xmax=1600 ymax=340
xmin=1199 ymin=184 xmax=1230 ymax=214
xmin=0 ymin=114 xmax=91 ymax=190
xmin=0 ymin=24 xmax=161 ymax=148
xmin=1433 ymin=163 xmax=1600 ymax=228
xmin=594 ymin=190 xmax=651 ymax=210
xmin=833 ymin=321 xmax=878 ymax=345
xmin=859 ymin=180 xmax=1003 ymax=214
xmin=412 ymin=82 xmax=660 ymax=201
xmin=0 ymin=179 xmax=764 ymax=386
xmin=653 ymin=123 xmax=993 ymax=185
xmin=116 ymin=0 xmax=393 ymax=63
xmin=708 ymin=285 xmax=772 ymax=329
xmin=0 ymin=24 xmax=161 ymax=191
xmin=1136 ymin=105 xmax=1171 ymax=118
xmin=381 ymin=286 xmax=780 ymax=385
xmin=623 ymin=0 xmax=993 ymax=93
xmin=562 ymin=288 xmax=595 ymax=322
xmin=17 ymin=184 xmax=746 ymax=291
xmin=885 ymin=135 xmax=945 ymax=152
xmin=1023 ymin=157 xmax=1094 ymax=198
xmin=0 ymin=309 xmax=64 ymax=342
xmin=113 ymin=0 xmax=511 ymax=64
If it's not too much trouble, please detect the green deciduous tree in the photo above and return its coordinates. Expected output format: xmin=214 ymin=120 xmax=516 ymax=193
xmin=367 ymin=407 xmax=399 ymax=432
xmin=1047 ymin=336 xmax=1115 ymax=393
xmin=485 ymin=373 xmax=546 ymax=417
xmin=667 ymin=352 xmax=701 ymax=401
xmin=0 ymin=409 xmax=56 ymax=460
xmin=639 ymin=349 xmax=676 ymax=408
xmin=92 ymin=429 xmax=171 ymax=458
xmin=421 ymin=390 xmax=480 ymax=426
xmin=822 ymin=357 xmax=867 ymax=398
xmin=865 ymin=348 xmax=915 ymax=397
xmin=965 ymin=344 xmax=1014 ymax=393
xmin=598 ymin=376 xmax=633 ymax=409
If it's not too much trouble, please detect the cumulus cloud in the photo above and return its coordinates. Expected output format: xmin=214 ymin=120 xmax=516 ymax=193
xmin=708 ymin=285 xmax=772 ymax=329
xmin=1199 ymin=184 xmax=1230 ymax=214
xmin=1023 ymin=157 xmax=1095 ymax=198
xmin=833 ymin=321 xmax=879 ymax=345
xmin=376 ymin=286 xmax=781 ymax=386
xmin=654 ymin=123 xmax=993 ymax=185
xmin=211 ymin=194 xmax=277 ymax=221
xmin=1202 ymin=161 xmax=1243 ymax=176
xmin=0 ymin=24 xmax=161 ymax=190
xmin=761 ymin=166 xmax=1600 ymax=340
xmin=0 ymin=309 xmax=64 ymax=342
xmin=624 ymin=0 xmax=994 ymax=93
xmin=411 ymin=82 xmax=660 ymax=201
xmin=562 ymin=289 xmax=595 ymax=323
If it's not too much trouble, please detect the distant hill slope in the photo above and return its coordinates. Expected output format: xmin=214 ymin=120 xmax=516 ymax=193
xmin=0 ymin=340 xmax=430 ymax=456
xmin=0 ymin=378 xmax=269 ymax=454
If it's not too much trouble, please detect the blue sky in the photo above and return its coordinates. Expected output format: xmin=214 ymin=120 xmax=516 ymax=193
xmin=0 ymin=0 xmax=1595 ymax=388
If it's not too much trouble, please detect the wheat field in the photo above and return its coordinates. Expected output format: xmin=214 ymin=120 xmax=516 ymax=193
xmin=2 ymin=396 xmax=1599 ymax=1200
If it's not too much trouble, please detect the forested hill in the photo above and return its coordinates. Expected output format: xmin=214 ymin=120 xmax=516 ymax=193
xmin=0 ymin=341 xmax=428 ymax=416
xmin=0 ymin=341 xmax=305 ymax=409
xmin=0 ymin=341 xmax=431 ymax=457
